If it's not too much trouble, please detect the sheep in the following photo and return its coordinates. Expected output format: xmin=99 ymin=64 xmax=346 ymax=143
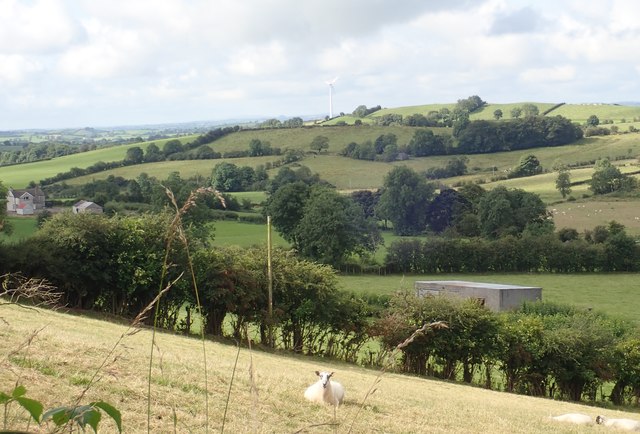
xmin=304 ymin=370 xmax=345 ymax=407
xmin=549 ymin=413 xmax=593 ymax=425
xmin=596 ymin=415 xmax=640 ymax=431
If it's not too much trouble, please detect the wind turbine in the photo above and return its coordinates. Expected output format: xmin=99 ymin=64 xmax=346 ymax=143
xmin=325 ymin=77 xmax=338 ymax=119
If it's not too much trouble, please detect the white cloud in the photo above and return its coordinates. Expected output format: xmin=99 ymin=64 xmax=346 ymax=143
xmin=1 ymin=0 xmax=639 ymax=129
xmin=0 ymin=0 xmax=82 ymax=53
xmin=0 ymin=55 xmax=42 ymax=85
xmin=519 ymin=66 xmax=576 ymax=84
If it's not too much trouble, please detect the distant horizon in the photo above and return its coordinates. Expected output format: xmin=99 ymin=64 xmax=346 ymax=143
xmin=2 ymin=100 xmax=640 ymax=133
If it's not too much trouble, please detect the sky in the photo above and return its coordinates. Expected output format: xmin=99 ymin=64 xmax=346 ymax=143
xmin=1 ymin=0 xmax=640 ymax=130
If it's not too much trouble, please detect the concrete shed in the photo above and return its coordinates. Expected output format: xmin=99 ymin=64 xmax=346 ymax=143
xmin=415 ymin=280 xmax=542 ymax=312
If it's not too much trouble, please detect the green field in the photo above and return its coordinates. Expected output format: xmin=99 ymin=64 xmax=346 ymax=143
xmin=210 ymin=219 xmax=289 ymax=248
xmin=337 ymin=272 xmax=640 ymax=325
xmin=0 ymin=215 xmax=38 ymax=244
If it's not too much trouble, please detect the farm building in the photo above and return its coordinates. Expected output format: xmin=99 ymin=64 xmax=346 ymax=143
xmin=72 ymin=200 xmax=103 ymax=214
xmin=6 ymin=186 xmax=46 ymax=215
xmin=415 ymin=280 xmax=542 ymax=312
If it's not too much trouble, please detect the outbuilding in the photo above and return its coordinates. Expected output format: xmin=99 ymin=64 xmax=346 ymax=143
xmin=415 ymin=280 xmax=542 ymax=312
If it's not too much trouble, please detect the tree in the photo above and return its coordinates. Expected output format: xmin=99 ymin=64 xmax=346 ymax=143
xmin=143 ymin=143 xmax=164 ymax=162
xmin=493 ymin=109 xmax=503 ymax=120
xmin=263 ymin=182 xmax=311 ymax=246
xmin=521 ymin=103 xmax=539 ymax=117
xmin=124 ymin=146 xmax=144 ymax=165
xmin=512 ymin=154 xmax=542 ymax=177
xmin=555 ymin=166 xmax=572 ymax=198
xmin=294 ymin=185 xmax=381 ymax=266
xmin=376 ymin=166 xmax=436 ymax=235
xmin=426 ymin=189 xmax=472 ymax=233
xmin=162 ymin=139 xmax=183 ymax=156
xmin=211 ymin=162 xmax=242 ymax=192
xmin=310 ymin=135 xmax=329 ymax=153
xmin=477 ymin=186 xmax=550 ymax=238
xmin=510 ymin=107 xmax=522 ymax=119
xmin=586 ymin=115 xmax=600 ymax=127
xmin=589 ymin=158 xmax=628 ymax=194
xmin=406 ymin=129 xmax=447 ymax=156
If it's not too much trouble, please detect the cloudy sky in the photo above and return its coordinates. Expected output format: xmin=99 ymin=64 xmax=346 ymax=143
xmin=2 ymin=0 xmax=639 ymax=130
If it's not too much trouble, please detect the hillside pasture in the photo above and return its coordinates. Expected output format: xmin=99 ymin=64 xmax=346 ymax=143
xmin=1 ymin=303 xmax=635 ymax=433
xmin=60 ymin=156 xmax=280 ymax=186
xmin=550 ymin=199 xmax=640 ymax=235
xmin=549 ymin=103 xmax=640 ymax=124
xmin=0 ymin=135 xmax=198 ymax=188
xmin=211 ymin=124 xmax=451 ymax=155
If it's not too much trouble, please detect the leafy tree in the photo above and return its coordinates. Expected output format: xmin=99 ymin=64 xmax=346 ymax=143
xmin=294 ymin=185 xmax=381 ymax=266
xmin=477 ymin=186 xmax=550 ymax=238
xmin=162 ymin=139 xmax=183 ymax=157
xmin=195 ymin=145 xmax=218 ymax=159
xmin=406 ymin=129 xmax=448 ymax=156
xmin=510 ymin=107 xmax=522 ymax=119
xmin=555 ymin=166 xmax=572 ymax=198
xmin=426 ymin=189 xmax=472 ymax=233
xmin=376 ymin=166 xmax=436 ymax=235
xmin=124 ymin=146 xmax=143 ymax=165
xmin=493 ymin=109 xmax=503 ymax=120
xmin=350 ymin=189 xmax=381 ymax=219
xmin=211 ymin=162 xmax=242 ymax=192
xmin=586 ymin=115 xmax=600 ymax=127
xmin=143 ymin=143 xmax=164 ymax=162
xmin=310 ymin=135 xmax=330 ymax=153
xmin=521 ymin=103 xmax=539 ymax=117
xmin=263 ymin=182 xmax=311 ymax=246
xmin=512 ymin=154 xmax=542 ymax=178
xmin=589 ymin=158 xmax=633 ymax=194
xmin=267 ymin=165 xmax=323 ymax=194
xmin=374 ymin=133 xmax=397 ymax=154
xmin=249 ymin=139 xmax=272 ymax=156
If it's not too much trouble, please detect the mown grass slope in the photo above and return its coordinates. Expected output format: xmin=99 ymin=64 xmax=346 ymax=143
xmin=1 ymin=303 xmax=635 ymax=433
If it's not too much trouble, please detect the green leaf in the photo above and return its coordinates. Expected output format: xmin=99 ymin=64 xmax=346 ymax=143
xmin=0 ymin=391 xmax=11 ymax=404
xmin=75 ymin=406 xmax=101 ymax=433
xmin=15 ymin=396 xmax=44 ymax=423
xmin=11 ymin=385 xmax=26 ymax=398
xmin=42 ymin=406 xmax=72 ymax=426
xmin=92 ymin=401 xmax=122 ymax=433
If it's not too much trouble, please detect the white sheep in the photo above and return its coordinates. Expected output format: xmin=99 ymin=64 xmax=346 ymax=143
xmin=549 ymin=413 xmax=593 ymax=425
xmin=304 ymin=371 xmax=345 ymax=407
xmin=596 ymin=415 xmax=640 ymax=431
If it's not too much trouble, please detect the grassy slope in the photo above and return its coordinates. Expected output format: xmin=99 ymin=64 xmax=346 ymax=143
xmin=0 ymin=216 xmax=39 ymax=244
xmin=0 ymin=135 xmax=198 ymax=188
xmin=1 ymin=303 xmax=634 ymax=433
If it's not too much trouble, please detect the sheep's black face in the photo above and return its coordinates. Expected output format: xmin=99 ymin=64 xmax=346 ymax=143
xmin=595 ymin=416 xmax=604 ymax=425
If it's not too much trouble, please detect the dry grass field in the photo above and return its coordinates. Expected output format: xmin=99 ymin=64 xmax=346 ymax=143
xmin=2 ymin=304 xmax=639 ymax=433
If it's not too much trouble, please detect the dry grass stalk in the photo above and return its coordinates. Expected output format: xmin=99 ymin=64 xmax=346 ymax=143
xmin=346 ymin=321 xmax=448 ymax=434
xmin=0 ymin=273 xmax=61 ymax=309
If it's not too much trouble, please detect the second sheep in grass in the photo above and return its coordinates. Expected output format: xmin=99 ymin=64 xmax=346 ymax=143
xmin=596 ymin=415 xmax=640 ymax=431
xmin=304 ymin=371 xmax=345 ymax=407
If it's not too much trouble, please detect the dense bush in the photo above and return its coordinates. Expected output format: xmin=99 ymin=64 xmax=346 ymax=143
xmin=384 ymin=232 xmax=640 ymax=273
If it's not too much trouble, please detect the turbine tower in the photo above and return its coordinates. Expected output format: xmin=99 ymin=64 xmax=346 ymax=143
xmin=326 ymin=77 xmax=338 ymax=119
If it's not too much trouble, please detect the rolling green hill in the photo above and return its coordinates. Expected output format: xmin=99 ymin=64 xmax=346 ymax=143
xmin=1 ymin=101 xmax=640 ymax=234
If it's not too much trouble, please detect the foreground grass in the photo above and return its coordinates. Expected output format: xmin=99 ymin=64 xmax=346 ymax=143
xmin=338 ymin=272 xmax=640 ymax=325
xmin=1 ymin=304 xmax=636 ymax=433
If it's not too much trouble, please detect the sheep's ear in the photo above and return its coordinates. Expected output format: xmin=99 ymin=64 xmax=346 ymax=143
xmin=330 ymin=372 xmax=334 ymax=377
xmin=315 ymin=370 xmax=320 ymax=376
